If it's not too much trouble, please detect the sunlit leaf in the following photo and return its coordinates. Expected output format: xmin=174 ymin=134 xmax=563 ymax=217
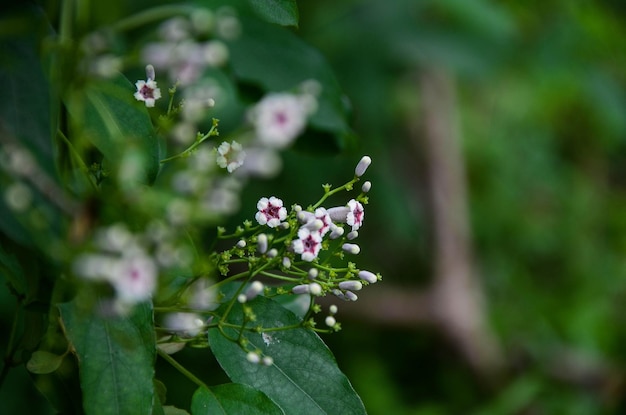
xmin=208 ymin=296 xmax=366 ymax=415
xmin=26 ymin=350 xmax=65 ymax=374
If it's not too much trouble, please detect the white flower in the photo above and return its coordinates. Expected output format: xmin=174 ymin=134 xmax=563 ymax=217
xmin=292 ymin=227 xmax=322 ymax=262
xmin=346 ymin=199 xmax=364 ymax=231
xmin=255 ymin=196 xmax=287 ymax=228
xmin=112 ymin=255 xmax=158 ymax=303
xmin=250 ymin=93 xmax=315 ymax=149
xmin=162 ymin=312 xmax=204 ymax=337
xmin=134 ymin=78 xmax=161 ymax=107
xmin=216 ymin=141 xmax=246 ymax=173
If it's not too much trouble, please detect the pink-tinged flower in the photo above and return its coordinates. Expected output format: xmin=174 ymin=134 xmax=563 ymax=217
xmin=255 ymin=196 xmax=287 ymax=228
xmin=216 ymin=141 xmax=246 ymax=173
xmin=134 ymin=78 xmax=161 ymax=107
xmin=292 ymin=227 xmax=322 ymax=262
xmin=346 ymin=199 xmax=364 ymax=231
xmin=249 ymin=93 xmax=316 ymax=149
xmin=112 ymin=255 xmax=157 ymax=303
xmin=300 ymin=208 xmax=333 ymax=237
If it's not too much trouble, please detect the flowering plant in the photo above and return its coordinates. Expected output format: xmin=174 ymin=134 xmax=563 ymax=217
xmin=0 ymin=1 xmax=380 ymax=414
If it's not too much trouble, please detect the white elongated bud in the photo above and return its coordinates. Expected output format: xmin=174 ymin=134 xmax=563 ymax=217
xmin=344 ymin=290 xmax=358 ymax=301
xmin=346 ymin=231 xmax=358 ymax=240
xmin=297 ymin=211 xmax=314 ymax=224
xmin=245 ymin=281 xmax=264 ymax=301
xmin=325 ymin=316 xmax=336 ymax=327
xmin=329 ymin=225 xmax=344 ymax=239
xmin=358 ymin=270 xmax=378 ymax=284
xmin=338 ymin=280 xmax=362 ymax=291
xmin=236 ymin=239 xmax=246 ymax=248
xmin=309 ymin=282 xmax=322 ymax=296
xmin=327 ymin=206 xmax=349 ymax=223
xmin=342 ymin=243 xmax=360 ymax=255
xmin=361 ymin=181 xmax=371 ymax=193
xmin=355 ymin=155 xmax=371 ymax=177
xmin=267 ymin=248 xmax=278 ymax=258
xmin=282 ymin=257 xmax=291 ymax=268
xmin=247 ymin=352 xmax=260 ymax=364
xmin=257 ymin=233 xmax=268 ymax=254
xmin=292 ymin=284 xmax=310 ymax=295
xmin=145 ymin=64 xmax=156 ymax=80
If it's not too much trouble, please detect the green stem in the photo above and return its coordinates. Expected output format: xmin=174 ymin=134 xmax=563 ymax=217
xmin=57 ymin=130 xmax=98 ymax=191
xmin=160 ymin=120 xmax=219 ymax=164
xmin=110 ymin=4 xmax=196 ymax=32
xmin=311 ymin=178 xmax=359 ymax=209
xmin=157 ymin=349 xmax=209 ymax=390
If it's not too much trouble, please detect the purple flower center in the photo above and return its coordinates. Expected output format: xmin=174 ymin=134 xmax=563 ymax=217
xmin=264 ymin=205 xmax=282 ymax=219
xmin=140 ymin=85 xmax=154 ymax=99
xmin=302 ymin=236 xmax=317 ymax=252
xmin=274 ymin=111 xmax=288 ymax=125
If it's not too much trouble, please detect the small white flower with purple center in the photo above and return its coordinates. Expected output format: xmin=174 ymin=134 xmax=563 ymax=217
xmin=346 ymin=199 xmax=364 ymax=231
xmin=134 ymin=65 xmax=161 ymax=108
xmin=249 ymin=93 xmax=315 ymax=149
xmin=292 ymin=227 xmax=322 ymax=262
xmin=255 ymin=196 xmax=287 ymax=228
xmin=216 ymin=141 xmax=246 ymax=173
xmin=112 ymin=254 xmax=158 ymax=303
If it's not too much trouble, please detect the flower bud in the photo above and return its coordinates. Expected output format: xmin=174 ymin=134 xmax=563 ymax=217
xmin=245 ymin=281 xmax=264 ymax=301
xmin=145 ymin=64 xmax=156 ymax=80
xmin=236 ymin=239 xmax=246 ymax=248
xmin=325 ymin=316 xmax=336 ymax=327
xmin=309 ymin=282 xmax=322 ymax=296
xmin=292 ymin=284 xmax=310 ymax=295
xmin=267 ymin=248 xmax=278 ymax=258
xmin=246 ymin=351 xmax=260 ymax=364
xmin=308 ymin=268 xmax=318 ymax=279
xmin=361 ymin=181 xmax=371 ymax=193
xmin=237 ymin=294 xmax=247 ymax=303
xmin=329 ymin=304 xmax=338 ymax=315
xmin=262 ymin=356 xmax=274 ymax=366
xmin=346 ymin=231 xmax=358 ymax=240
xmin=358 ymin=270 xmax=378 ymax=284
xmin=355 ymin=155 xmax=371 ymax=177
xmin=339 ymin=281 xmax=362 ymax=291
xmin=344 ymin=290 xmax=358 ymax=301
xmin=342 ymin=243 xmax=360 ymax=255
xmin=282 ymin=257 xmax=291 ymax=268
xmin=329 ymin=225 xmax=344 ymax=240
xmin=257 ymin=233 xmax=268 ymax=254
xmin=327 ymin=206 xmax=349 ymax=223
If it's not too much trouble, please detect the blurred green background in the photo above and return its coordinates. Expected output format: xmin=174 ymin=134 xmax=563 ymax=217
xmin=3 ymin=0 xmax=626 ymax=413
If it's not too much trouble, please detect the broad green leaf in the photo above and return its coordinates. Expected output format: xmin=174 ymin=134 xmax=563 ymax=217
xmin=26 ymin=350 xmax=64 ymax=374
xmin=163 ymin=405 xmax=190 ymax=415
xmin=0 ymin=243 xmax=26 ymax=296
xmin=227 ymin=18 xmax=356 ymax=152
xmin=0 ymin=12 xmax=57 ymax=245
xmin=208 ymin=296 xmax=366 ymax=415
xmin=58 ymin=299 xmax=156 ymax=415
xmin=191 ymin=384 xmax=283 ymax=415
xmin=247 ymin=0 xmax=299 ymax=27
xmin=65 ymin=74 xmax=161 ymax=185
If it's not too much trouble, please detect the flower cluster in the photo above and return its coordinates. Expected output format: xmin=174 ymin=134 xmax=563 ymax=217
xmin=211 ymin=155 xmax=381 ymax=353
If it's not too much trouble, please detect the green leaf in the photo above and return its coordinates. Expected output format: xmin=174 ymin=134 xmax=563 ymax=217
xmin=58 ymin=299 xmax=157 ymax=415
xmin=0 ymin=243 xmax=26 ymax=296
xmin=191 ymin=384 xmax=283 ymax=415
xmin=163 ymin=405 xmax=191 ymax=415
xmin=208 ymin=297 xmax=366 ymax=415
xmin=65 ymin=74 xmax=161 ymax=185
xmin=227 ymin=18 xmax=355 ymax=152
xmin=26 ymin=350 xmax=65 ymax=374
xmin=247 ymin=0 xmax=299 ymax=27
